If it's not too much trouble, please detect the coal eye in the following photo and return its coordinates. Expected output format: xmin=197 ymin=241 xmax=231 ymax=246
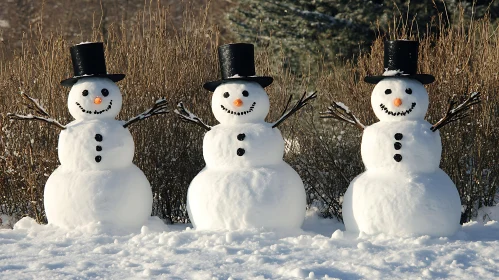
xmin=223 ymin=92 xmax=230 ymax=98
xmin=101 ymin=88 xmax=109 ymax=97
xmin=385 ymin=89 xmax=392 ymax=95
xmin=82 ymin=90 xmax=89 ymax=96
xmin=405 ymin=88 xmax=412 ymax=94
xmin=242 ymin=90 xmax=249 ymax=97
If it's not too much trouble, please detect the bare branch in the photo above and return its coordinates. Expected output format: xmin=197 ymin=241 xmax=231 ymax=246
xmin=174 ymin=102 xmax=212 ymax=131
xmin=123 ymin=98 xmax=169 ymax=128
xmin=7 ymin=113 xmax=66 ymax=130
xmin=19 ymin=92 xmax=50 ymax=117
xmin=279 ymin=95 xmax=293 ymax=118
xmin=8 ymin=92 xmax=66 ymax=130
xmin=320 ymin=101 xmax=365 ymax=130
xmin=431 ymin=92 xmax=480 ymax=132
xmin=272 ymin=91 xmax=317 ymax=128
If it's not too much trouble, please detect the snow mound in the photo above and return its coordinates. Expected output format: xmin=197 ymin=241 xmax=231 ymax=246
xmin=476 ymin=205 xmax=499 ymax=223
xmin=0 ymin=211 xmax=498 ymax=279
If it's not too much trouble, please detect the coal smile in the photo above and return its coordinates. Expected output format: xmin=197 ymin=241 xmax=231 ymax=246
xmin=76 ymin=100 xmax=113 ymax=115
xmin=379 ymin=102 xmax=416 ymax=116
xmin=221 ymin=102 xmax=256 ymax=116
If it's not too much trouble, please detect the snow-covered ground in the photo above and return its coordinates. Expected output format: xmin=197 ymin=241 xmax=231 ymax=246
xmin=0 ymin=209 xmax=498 ymax=280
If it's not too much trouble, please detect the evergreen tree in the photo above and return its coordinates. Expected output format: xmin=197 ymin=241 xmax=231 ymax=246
xmin=228 ymin=0 xmax=497 ymax=73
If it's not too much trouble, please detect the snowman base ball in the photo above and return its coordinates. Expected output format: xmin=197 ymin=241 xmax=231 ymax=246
xmin=342 ymin=169 xmax=461 ymax=237
xmin=187 ymin=164 xmax=306 ymax=230
xmin=45 ymin=165 xmax=152 ymax=229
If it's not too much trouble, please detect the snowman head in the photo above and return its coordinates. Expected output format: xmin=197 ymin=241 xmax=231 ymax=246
xmin=211 ymin=81 xmax=270 ymax=124
xmin=67 ymin=77 xmax=122 ymax=120
xmin=371 ymin=77 xmax=429 ymax=122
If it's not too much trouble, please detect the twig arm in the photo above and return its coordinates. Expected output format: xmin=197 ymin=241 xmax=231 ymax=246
xmin=7 ymin=92 xmax=66 ymax=130
xmin=123 ymin=98 xmax=169 ymax=128
xmin=174 ymin=102 xmax=212 ymax=131
xmin=272 ymin=91 xmax=317 ymax=128
xmin=431 ymin=91 xmax=480 ymax=132
xmin=320 ymin=101 xmax=365 ymax=130
xmin=7 ymin=113 xmax=66 ymax=130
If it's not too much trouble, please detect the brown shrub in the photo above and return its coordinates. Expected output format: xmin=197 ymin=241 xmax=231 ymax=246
xmin=0 ymin=4 xmax=497 ymax=226
xmin=0 ymin=2 xmax=298 ymax=224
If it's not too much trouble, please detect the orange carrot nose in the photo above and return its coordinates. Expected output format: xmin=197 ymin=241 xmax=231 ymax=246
xmin=94 ymin=97 xmax=103 ymax=105
xmin=233 ymin=99 xmax=243 ymax=107
xmin=393 ymin=98 xmax=402 ymax=107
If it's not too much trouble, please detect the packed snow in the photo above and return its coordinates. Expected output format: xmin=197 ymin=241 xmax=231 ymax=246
xmin=478 ymin=205 xmax=499 ymax=223
xmin=0 ymin=19 xmax=9 ymax=28
xmin=360 ymin=121 xmax=441 ymax=173
xmin=187 ymin=81 xmax=306 ymax=230
xmin=370 ymin=78 xmax=429 ymax=122
xmin=382 ymin=69 xmax=408 ymax=76
xmin=45 ymin=77 xmax=153 ymax=229
xmin=344 ymin=169 xmax=461 ymax=237
xmin=0 ymin=209 xmax=498 ymax=279
xmin=343 ymin=77 xmax=461 ymax=237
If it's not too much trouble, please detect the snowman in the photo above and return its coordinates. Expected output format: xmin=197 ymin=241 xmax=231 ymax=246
xmin=8 ymin=42 xmax=168 ymax=229
xmin=322 ymin=40 xmax=480 ymax=237
xmin=175 ymin=43 xmax=315 ymax=230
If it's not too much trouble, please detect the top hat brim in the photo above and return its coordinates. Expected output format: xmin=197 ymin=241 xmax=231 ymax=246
xmin=364 ymin=74 xmax=435 ymax=85
xmin=203 ymin=76 xmax=273 ymax=92
xmin=60 ymin=73 xmax=126 ymax=87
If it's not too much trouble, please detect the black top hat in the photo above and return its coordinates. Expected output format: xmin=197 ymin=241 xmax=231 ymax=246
xmin=203 ymin=43 xmax=273 ymax=92
xmin=364 ymin=40 xmax=435 ymax=84
xmin=60 ymin=42 xmax=125 ymax=87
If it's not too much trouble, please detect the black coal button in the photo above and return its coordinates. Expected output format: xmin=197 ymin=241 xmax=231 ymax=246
xmin=237 ymin=133 xmax=246 ymax=141
xmin=95 ymin=134 xmax=103 ymax=142
xmin=394 ymin=133 xmax=403 ymax=140
xmin=95 ymin=156 xmax=102 ymax=163
xmin=96 ymin=146 xmax=102 ymax=151
xmin=394 ymin=142 xmax=402 ymax=150
xmin=394 ymin=154 xmax=402 ymax=162
xmin=237 ymin=148 xmax=245 ymax=156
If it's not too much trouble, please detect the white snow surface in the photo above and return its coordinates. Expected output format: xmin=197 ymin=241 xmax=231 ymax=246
xmin=343 ymin=169 xmax=461 ymax=237
xmin=0 ymin=20 xmax=10 ymax=28
xmin=382 ymin=69 xmax=408 ymax=76
xmin=68 ymin=78 xmax=122 ymax=120
xmin=1 ymin=209 xmax=498 ymax=279
xmin=343 ymin=77 xmax=461 ymax=237
xmin=477 ymin=205 xmax=499 ymax=223
xmin=45 ymin=165 xmax=152 ymax=230
xmin=187 ymin=81 xmax=306 ymax=231
xmin=211 ymin=81 xmax=270 ymax=125
xmin=190 ymin=123 xmax=305 ymax=230
xmin=371 ymin=78 xmax=429 ymax=122
xmin=361 ymin=120 xmax=441 ymax=173
xmin=188 ymin=161 xmax=306 ymax=230
xmin=44 ymin=77 xmax=152 ymax=229
xmin=203 ymin=124 xmax=285 ymax=168
xmin=58 ymin=120 xmax=134 ymax=170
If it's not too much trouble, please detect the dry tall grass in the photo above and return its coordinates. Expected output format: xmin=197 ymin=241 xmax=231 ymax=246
xmin=0 ymin=2 xmax=299 ymax=224
xmin=0 ymin=3 xmax=497 ymax=225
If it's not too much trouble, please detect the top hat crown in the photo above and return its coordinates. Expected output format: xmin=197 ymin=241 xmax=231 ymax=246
xmin=203 ymin=43 xmax=273 ymax=91
xmin=60 ymin=42 xmax=125 ymax=87
xmin=364 ymin=40 xmax=435 ymax=84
